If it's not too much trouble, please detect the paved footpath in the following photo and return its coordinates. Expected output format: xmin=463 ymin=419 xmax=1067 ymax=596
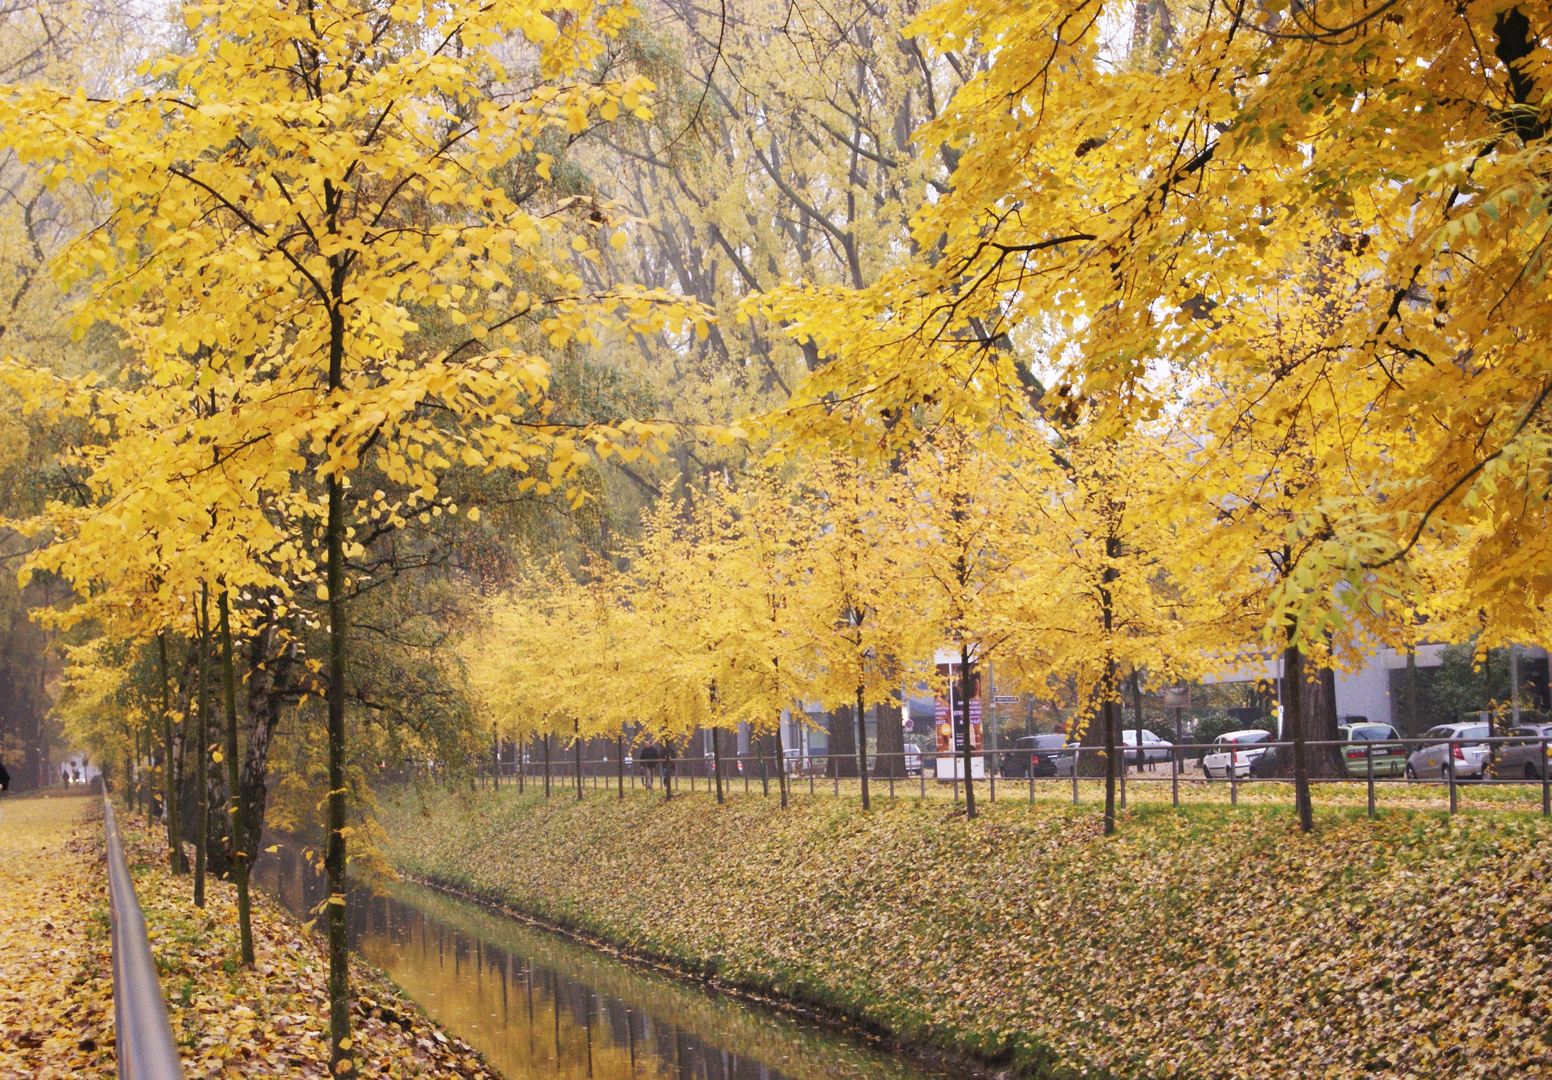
xmin=0 ymin=794 xmax=114 ymax=1080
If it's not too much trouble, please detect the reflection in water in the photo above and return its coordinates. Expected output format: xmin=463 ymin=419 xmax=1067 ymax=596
xmin=254 ymin=842 xmax=961 ymax=1080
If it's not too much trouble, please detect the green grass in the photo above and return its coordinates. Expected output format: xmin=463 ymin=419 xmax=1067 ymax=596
xmin=376 ymin=784 xmax=1552 ymax=1080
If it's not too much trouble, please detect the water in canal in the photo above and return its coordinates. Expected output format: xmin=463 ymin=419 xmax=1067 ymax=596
xmin=253 ymin=843 xmax=964 ymax=1080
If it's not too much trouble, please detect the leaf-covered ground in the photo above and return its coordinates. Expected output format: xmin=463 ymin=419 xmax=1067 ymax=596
xmin=0 ymin=793 xmax=506 ymax=1079
xmin=378 ymin=786 xmax=1552 ymax=1080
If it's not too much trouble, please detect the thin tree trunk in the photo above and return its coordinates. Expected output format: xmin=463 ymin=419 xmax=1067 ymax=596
xmin=324 ymin=466 xmax=354 ymax=1076
xmin=1102 ymin=661 xmax=1118 ymax=836
xmin=712 ymin=724 xmax=724 ymax=804
xmin=1405 ymin=646 xmax=1419 ymax=733
xmin=492 ymin=721 xmax=500 ymax=791
xmin=773 ymin=715 xmax=787 ymax=809
xmin=1285 ymin=627 xmax=1312 ymax=833
xmin=855 ymin=686 xmax=870 ymax=810
xmin=218 ymin=590 xmax=254 ymax=965
xmin=1130 ymin=668 xmax=1145 ymax=773
xmin=617 ymin=732 xmax=625 ymax=799
xmin=194 ymin=589 xmax=210 ymax=909
xmin=959 ymin=642 xmax=977 ymax=819
xmin=159 ymin=633 xmax=186 ymax=874
xmin=543 ymin=733 xmax=551 ymax=797
xmin=573 ymin=719 xmax=583 ymax=801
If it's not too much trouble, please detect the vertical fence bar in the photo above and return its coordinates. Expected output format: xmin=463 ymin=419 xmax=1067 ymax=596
xmin=1366 ymin=743 xmax=1375 ymax=818
xmin=1171 ymin=745 xmax=1179 ymax=808
xmin=920 ymin=764 xmax=926 ymax=800
xmin=1072 ymin=749 xmax=1080 ymax=806
xmin=1230 ymin=752 xmax=1238 ymax=806
xmin=988 ymin=753 xmax=996 ymax=804
xmin=1028 ymin=769 xmax=1034 ymax=806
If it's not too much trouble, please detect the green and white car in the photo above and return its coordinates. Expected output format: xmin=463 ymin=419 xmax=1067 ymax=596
xmin=1338 ymin=722 xmax=1408 ymax=778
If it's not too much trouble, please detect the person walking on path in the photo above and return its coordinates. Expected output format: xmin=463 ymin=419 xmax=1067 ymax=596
xmin=638 ymin=742 xmax=659 ymax=789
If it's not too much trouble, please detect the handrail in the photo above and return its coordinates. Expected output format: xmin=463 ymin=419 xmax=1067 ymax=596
xmin=104 ymin=797 xmax=185 ymax=1080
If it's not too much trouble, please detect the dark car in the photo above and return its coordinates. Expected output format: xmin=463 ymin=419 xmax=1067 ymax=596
xmin=1001 ymin=734 xmax=1070 ymax=778
xmin=1247 ymin=744 xmax=1283 ymax=778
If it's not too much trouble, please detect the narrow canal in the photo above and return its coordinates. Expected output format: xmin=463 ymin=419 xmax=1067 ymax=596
xmin=253 ymin=843 xmax=965 ymax=1080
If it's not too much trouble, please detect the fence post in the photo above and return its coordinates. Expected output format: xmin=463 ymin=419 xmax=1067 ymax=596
xmin=920 ymin=763 xmax=926 ymax=800
xmin=1072 ymin=748 xmax=1080 ymax=806
xmin=988 ymin=752 xmax=996 ymax=804
xmin=1171 ymin=744 xmax=1179 ymax=808
xmin=1028 ymin=768 xmax=1034 ymax=806
xmin=1230 ymin=750 xmax=1238 ymax=806
xmin=1543 ymin=737 xmax=1550 ymax=818
xmin=1366 ymin=743 xmax=1375 ymax=818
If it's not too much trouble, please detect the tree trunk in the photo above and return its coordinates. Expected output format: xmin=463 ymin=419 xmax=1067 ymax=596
xmin=194 ymin=589 xmax=210 ymax=909
xmin=710 ymin=724 xmax=725 ymax=803
xmin=1102 ymin=661 xmax=1118 ymax=836
xmin=543 ymin=733 xmax=551 ymax=797
xmin=873 ymin=693 xmax=907 ymax=778
xmin=1130 ymin=668 xmax=1145 ymax=773
xmin=324 ymin=466 xmax=354 ymax=1077
xmin=773 ymin=717 xmax=787 ymax=809
xmin=1284 ymin=631 xmax=1313 ymax=833
xmin=1303 ymin=654 xmax=1345 ymax=778
xmin=854 ymin=687 xmax=870 ymax=810
xmin=158 ymin=633 xmax=187 ymax=875
xmin=218 ymin=590 xmax=254 ymax=966
xmin=827 ymin=707 xmax=858 ymax=777
xmin=573 ymin=719 xmax=583 ymax=801
xmin=959 ymin=642 xmax=977 ymax=819
xmin=235 ymin=601 xmax=290 ymax=917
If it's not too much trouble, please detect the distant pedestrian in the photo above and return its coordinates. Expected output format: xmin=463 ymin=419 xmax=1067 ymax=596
xmin=638 ymin=742 xmax=659 ymax=789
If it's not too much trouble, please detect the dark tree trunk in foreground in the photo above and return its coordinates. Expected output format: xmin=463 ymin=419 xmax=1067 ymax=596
xmin=854 ymin=688 xmax=870 ymax=810
xmin=827 ymin=707 xmax=858 ymax=777
xmin=959 ymin=644 xmax=977 ymax=819
xmin=874 ymin=694 xmax=907 ymax=778
xmin=219 ymin=591 xmax=254 ymax=966
xmin=194 ymin=591 xmax=210 ymax=909
xmin=1284 ymin=631 xmax=1313 ymax=833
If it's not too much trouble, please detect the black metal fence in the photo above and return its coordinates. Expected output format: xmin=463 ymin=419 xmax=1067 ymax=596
xmin=104 ymin=798 xmax=185 ymax=1080
xmin=453 ymin=733 xmax=1552 ymax=818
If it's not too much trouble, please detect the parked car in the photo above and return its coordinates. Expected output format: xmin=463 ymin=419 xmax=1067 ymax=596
xmin=1001 ymin=734 xmax=1070 ymax=778
xmin=1201 ymin=729 xmax=1273 ymax=779
xmin=1498 ymin=723 xmax=1552 ymax=780
xmin=1121 ymin=729 xmax=1174 ymax=765
xmin=1339 ymin=722 xmax=1408 ymax=778
xmin=1406 ymin=723 xmax=1490 ymax=779
xmin=903 ymin=742 xmax=923 ymax=775
xmin=1247 ymin=744 xmax=1283 ymax=778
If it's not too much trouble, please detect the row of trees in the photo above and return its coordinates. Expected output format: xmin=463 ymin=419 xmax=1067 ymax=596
xmin=2 ymin=0 xmax=1548 ymax=1074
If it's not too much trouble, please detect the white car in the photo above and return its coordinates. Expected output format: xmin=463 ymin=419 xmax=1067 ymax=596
xmin=1121 ymin=729 xmax=1174 ymax=765
xmin=1201 ymin=729 xmax=1272 ymax=779
xmin=1406 ymin=723 xmax=1490 ymax=780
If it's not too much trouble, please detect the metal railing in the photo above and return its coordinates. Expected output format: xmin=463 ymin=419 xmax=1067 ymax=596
xmin=104 ymin=798 xmax=185 ymax=1080
xmin=440 ymin=732 xmax=1552 ymax=818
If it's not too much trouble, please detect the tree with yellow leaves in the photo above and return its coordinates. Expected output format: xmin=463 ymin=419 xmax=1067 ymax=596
xmin=0 ymin=0 xmax=707 ymax=1066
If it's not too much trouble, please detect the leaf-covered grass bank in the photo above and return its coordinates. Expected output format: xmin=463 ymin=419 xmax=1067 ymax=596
xmin=377 ymin=787 xmax=1552 ymax=1080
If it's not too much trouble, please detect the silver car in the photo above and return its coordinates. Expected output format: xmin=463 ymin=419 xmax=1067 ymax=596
xmin=1499 ymin=723 xmax=1552 ymax=780
xmin=1406 ymin=723 xmax=1490 ymax=779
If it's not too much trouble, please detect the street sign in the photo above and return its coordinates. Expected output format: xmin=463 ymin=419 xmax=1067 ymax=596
xmin=1163 ymin=687 xmax=1190 ymax=708
xmin=993 ymin=695 xmax=1019 ymax=705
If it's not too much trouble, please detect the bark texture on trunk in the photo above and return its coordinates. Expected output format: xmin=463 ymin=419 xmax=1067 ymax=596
xmin=827 ymin=707 xmax=858 ymax=777
xmin=873 ymin=694 xmax=907 ymax=778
